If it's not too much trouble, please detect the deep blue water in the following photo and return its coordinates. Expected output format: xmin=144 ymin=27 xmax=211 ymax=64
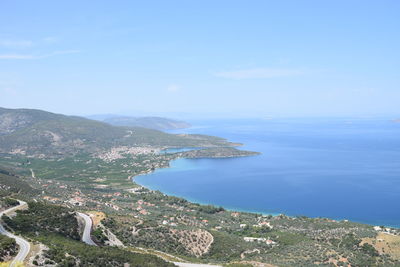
xmin=135 ymin=118 xmax=400 ymax=227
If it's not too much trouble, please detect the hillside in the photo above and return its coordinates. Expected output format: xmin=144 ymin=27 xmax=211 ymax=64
xmin=102 ymin=116 xmax=191 ymax=130
xmin=0 ymin=107 xmax=236 ymax=157
xmin=0 ymin=168 xmax=39 ymax=197
xmin=1 ymin=200 xmax=174 ymax=266
xmin=1 ymin=163 xmax=399 ymax=267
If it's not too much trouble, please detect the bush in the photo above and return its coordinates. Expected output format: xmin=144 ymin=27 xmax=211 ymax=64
xmin=198 ymin=205 xmax=225 ymax=214
xmin=3 ymin=198 xmax=19 ymax=207
xmin=4 ymin=201 xmax=80 ymax=240
xmin=0 ymin=235 xmax=17 ymax=261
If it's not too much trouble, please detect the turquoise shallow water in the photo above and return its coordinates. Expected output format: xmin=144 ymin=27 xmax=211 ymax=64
xmin=135 ymin=118 xmax=400 ymax=227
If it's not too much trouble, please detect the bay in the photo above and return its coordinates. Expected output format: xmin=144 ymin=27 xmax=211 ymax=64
xmin=135 ymin=118 xmax=400 ymax=227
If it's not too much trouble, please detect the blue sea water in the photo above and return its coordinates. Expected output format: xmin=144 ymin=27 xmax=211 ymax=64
xmin=135 ymin=118 xmax=400 ymax=227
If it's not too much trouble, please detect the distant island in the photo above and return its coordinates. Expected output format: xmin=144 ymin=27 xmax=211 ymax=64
xmin=178 ymin=147 xmax=260 ymax=158
xmin=88 ymin=114 xmax=191 ymax=130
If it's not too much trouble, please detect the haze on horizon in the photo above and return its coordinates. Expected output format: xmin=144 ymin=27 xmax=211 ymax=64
xmin=0 ymin=1 xmax=399 ymax=119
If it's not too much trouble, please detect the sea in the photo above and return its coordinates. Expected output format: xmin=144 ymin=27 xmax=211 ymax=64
xmin=135 ymin=118 xmax=400 ymax=227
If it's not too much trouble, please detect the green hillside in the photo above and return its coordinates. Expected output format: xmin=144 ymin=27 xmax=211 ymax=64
xmin=0 ymin=107 xmax=234 ymax=157
xmin=0 ymin=167 xmax=39 ymax=197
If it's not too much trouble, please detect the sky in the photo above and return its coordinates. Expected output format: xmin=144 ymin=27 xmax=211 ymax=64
xmin=0 ymin=0 xmax=399 ymax=118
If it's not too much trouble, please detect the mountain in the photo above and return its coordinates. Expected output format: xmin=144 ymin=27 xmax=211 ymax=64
xmin=0 ymin=107 xmax=232 ymax=157
xmin=101 ymin=116 xmax=191 ymax=130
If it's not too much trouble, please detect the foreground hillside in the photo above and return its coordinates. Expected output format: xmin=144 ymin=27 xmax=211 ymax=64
xmin=0 ymin=189 xmax=174 ymax=266
xmin=1 ymin=161 xmax=400 ymax=267
xmin=0 ymin=108 xmax=399 ymax=266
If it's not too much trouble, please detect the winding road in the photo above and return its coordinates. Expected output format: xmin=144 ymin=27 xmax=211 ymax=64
xmin=0 ymin=200 xmax=30 ymax=267
xmin=77 ymin=212 xmax=222 ymax=267
xmin=77 ymin=212 xmax=97 ymax=246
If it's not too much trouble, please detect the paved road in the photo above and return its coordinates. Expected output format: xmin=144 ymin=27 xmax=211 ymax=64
xmin=173 ymin=263 xmax=222 ymax=267
xmin=0 ymin=200 xmax=30 ymax=267
xmin=77 ymin=212 xmax=97 ymax=246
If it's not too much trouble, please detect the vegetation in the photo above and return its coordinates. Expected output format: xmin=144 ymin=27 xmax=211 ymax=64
xmin=1 ymin=198 xmax=19 ymax=208
xmin=0 ymin=107 xmax=239 ymax=157
xmin=38 ymin=234 xmax=174 ymax=267
xmin=206 ymin=231 xmax=249 ymax=261
xmin=0 ymin=235 xmax=17 ymax=262
xmin=3 ymin=202 xmax=80 ymax=240
xmin=3 ymin=201 xmax=174 ymax=267
xmin=92 ymin=228 xmax=109 ymax=244
xmin=179 ymin=147 xmax=260 ymax=158
xmin=0 ymin=168 xmax=39 ymax=197
xmin=198 ymin=205 xmax=225 ymax=214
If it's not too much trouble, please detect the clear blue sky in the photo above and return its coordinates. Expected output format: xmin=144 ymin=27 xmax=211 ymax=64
xmin=0 ymin=1 xmax=399 ymax=118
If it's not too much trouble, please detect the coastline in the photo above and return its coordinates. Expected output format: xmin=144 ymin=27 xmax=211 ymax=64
xmin=124 ymin=119 xmax=400 ymax=229
xmin=131 ymin=156 xmax=400 ymax=229
xmin=130 ymin=155 xmax=277 ymax=217
xmin=134 ymin=174 xmax=400 ymax=229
